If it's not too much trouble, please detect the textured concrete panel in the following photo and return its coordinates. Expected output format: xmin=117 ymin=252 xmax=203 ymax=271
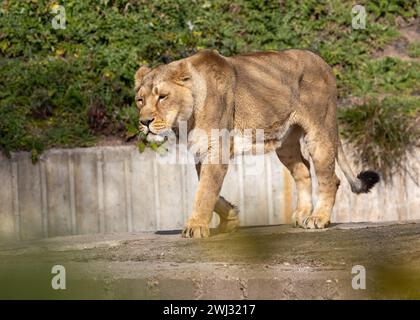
xmin=15 ymin=154 xmax=43 ymax=240
xmin=102 ymin=148 xmax=128 ymax=233
xmin=131 ymin=150 xmax=157 ymax=232
xmin=44 ymin=151 xmax=72 ymax=237
xmin=0 ymin=153 xmax=14 ymax=240
xmin=72 ymin=149 xmax=100 ymax=234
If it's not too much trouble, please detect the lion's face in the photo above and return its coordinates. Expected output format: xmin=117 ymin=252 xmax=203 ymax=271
xmin=134 ymin=62 xmax=194 ymax=142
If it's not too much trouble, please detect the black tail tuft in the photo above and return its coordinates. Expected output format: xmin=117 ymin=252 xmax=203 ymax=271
xmin=357 ymin=170 xmax=380 ymax=193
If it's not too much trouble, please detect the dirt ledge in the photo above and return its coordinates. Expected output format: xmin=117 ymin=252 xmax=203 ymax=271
xmin=0 ymin=221 xmax=419 ymax=299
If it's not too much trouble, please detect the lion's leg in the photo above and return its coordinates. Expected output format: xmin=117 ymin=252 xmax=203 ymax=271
xmin=303 ymin=130 xmax=340 ymax=229
xmin=276 ymin=127 xmax=313 ymax=227
xmin=195 ymin=163 xmax=239 ymax=234
xmin=182 ymin=164 xmax=228 ymax=238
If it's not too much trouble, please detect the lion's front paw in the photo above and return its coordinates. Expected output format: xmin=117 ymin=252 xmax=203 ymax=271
xmin=182 ymin=220 xmax=210 ymax=238
xmin=302 ymin=215 xmax=330 ymax=229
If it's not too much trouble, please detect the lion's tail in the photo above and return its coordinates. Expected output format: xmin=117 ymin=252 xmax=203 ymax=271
xmin=336 ymin=139 xmax=380 ymax=194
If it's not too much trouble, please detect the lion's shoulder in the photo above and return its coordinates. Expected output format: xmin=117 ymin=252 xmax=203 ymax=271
xmin=190 ymin=50 xmax=231 ymax=68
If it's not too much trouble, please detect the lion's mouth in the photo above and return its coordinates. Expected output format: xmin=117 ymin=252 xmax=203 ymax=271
xmin=139 ymin=124 xmax=172 ymax=143
xmin=145 ymin=131 xmax=171 ymax=144
xmin=145 ymin=132 xmax=164 ymax=143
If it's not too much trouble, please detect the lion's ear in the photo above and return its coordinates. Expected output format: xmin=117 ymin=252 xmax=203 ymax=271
xmin=134 ymin=66 xmax=151 ymax=88
xmin=172 ymin=61 xmax=191 ymax=84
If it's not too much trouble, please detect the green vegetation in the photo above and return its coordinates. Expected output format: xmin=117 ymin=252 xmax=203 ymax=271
xmin=339 ymin=95 xmax=419 ymax=179
xmin=0 ymin=0 xmax=419 ymax=177
xmin=408 ymin=41 xmax=420 ymax=58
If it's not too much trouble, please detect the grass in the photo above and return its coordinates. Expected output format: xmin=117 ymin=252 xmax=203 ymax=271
xmin=408 ymin=41 xmax=420 ymax=58
xmin=339 ymin=57 xmax=420 ymax=97
xmin=0 ymin=0 xmax=419 ymax=177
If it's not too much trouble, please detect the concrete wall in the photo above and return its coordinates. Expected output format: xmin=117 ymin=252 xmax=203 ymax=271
xmin=0 ymin=146 xmax=419 ymax=241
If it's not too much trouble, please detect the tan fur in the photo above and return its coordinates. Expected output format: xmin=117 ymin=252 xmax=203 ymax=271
xmin=134 ymin=49 xmax=373 ymax=238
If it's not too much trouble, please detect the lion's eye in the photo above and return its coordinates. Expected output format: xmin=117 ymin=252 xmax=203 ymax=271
xmin=158 ymin=95 xmax=168 ymax=102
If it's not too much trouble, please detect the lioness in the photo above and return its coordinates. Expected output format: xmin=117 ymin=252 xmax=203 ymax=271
xmin=134 ymin=49 xmax=379 ymax=238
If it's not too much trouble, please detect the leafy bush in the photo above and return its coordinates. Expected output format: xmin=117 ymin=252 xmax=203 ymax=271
xmin=339 ymin=96 xmax=419 ymax=180
xmin=339 ymin=57 xmax=420 ymax=96
xmin=408 ymin=41 xmax=420 ymax=58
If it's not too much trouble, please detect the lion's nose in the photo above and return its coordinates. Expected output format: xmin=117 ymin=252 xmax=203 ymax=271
xmin=140 ymin=118 xmax=154 ymax=127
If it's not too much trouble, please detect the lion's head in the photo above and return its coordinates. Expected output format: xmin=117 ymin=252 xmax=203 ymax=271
xmin=134 ymin=61 xmax=195 ymax=142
